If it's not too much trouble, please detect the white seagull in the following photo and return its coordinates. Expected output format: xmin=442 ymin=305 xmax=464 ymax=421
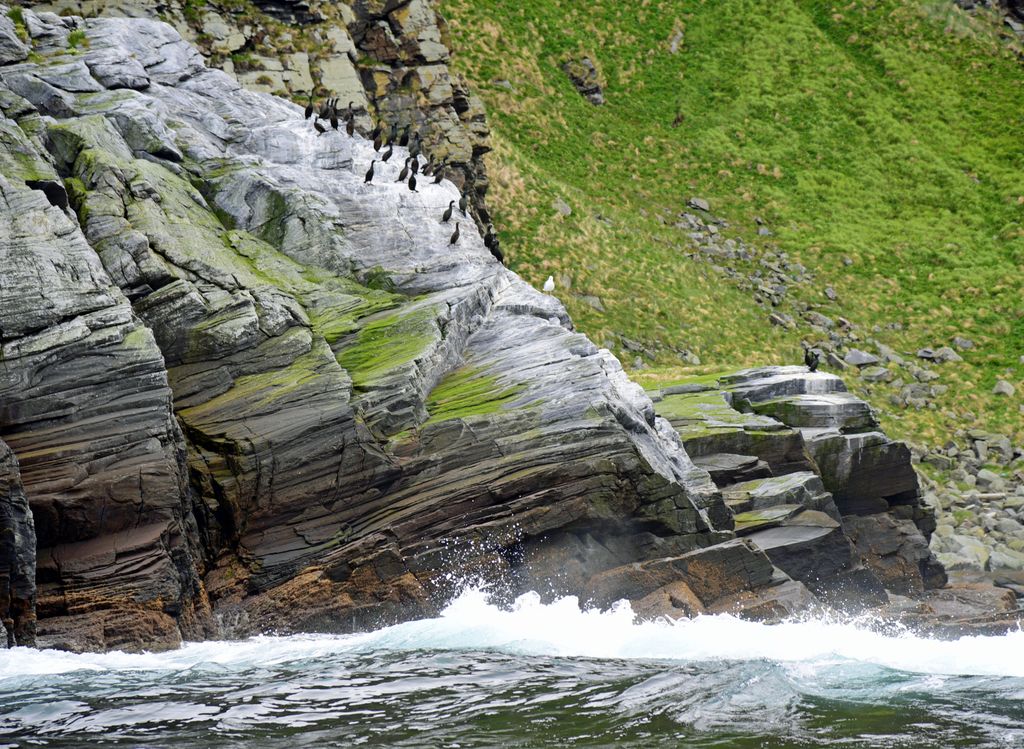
xmin=543 ymin=275 xmax=555 ymax=292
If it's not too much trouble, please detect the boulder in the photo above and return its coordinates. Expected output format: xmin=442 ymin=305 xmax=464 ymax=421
xmin=844 ymin=349 xmax=880 ymax=367
xmin=993 ymin=380 xmax=1015 ymax=397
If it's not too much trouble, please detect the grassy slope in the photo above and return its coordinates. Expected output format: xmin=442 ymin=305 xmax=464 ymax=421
xmin=441 ymin=0 xmax=1024 ymax=443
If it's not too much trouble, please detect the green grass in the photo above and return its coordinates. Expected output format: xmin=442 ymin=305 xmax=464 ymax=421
xmin=66 ymin=29 xmax=88 ymax=50
xmin=441 ymin=0 xmax=1024 ymax=443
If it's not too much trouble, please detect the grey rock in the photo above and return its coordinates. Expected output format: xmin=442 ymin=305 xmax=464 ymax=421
xmin=860 ymin=365 xmax=894 ymax=383
xmin=977 ymin=469 xmax=1006 ymax=492
xmin=0 ymin=13 xmax=28 ymax=65
xmin=688 ymin=196 xmax=710 ymax=212
xmin=932 ymin=346 xmax=963 ymax=363
xmin=805 ymin=311 xmax=834 ymax=329
xmin=677 ymin=349 xmax=701 ymax=366
xmin=751 ymin=392 xmax=878 ymax=432
xmin=844 ymin=349 xmax=880 ymax=367
xmin=951 ymin=336 xmax=974 ymax=350
xmin=993 ymin=379 xmax=1015 ymax=397
xmin=552 ymin=197 xmax=572 ymax=216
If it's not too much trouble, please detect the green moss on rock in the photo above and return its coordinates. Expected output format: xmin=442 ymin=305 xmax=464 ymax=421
xmin=337 ymin=304 xmax=440 ymax=390
xmin=425 ymin=366 xmax=526 ymax=424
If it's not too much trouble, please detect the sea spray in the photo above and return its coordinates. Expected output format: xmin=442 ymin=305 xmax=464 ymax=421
xmin=4 ymin=587 xmax=1023 ymax=678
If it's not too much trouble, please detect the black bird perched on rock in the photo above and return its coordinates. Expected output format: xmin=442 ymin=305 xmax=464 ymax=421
xmin=484 ymin=229 xmax=503 ymax=265
xmin=441 ymin=200 xmax=455 ymax=223
xmin=409 ymin=133 xmax=422 ymax=158
xmin=399 ymin=126 xmax=410 ymax=147
xmin=373 ymin=133 xmax=383 ymax=152
xmin=410 ymin=157 xmax=420 ymax=175
xmin=319 ymin=98 xmax=332 ymax=119
xmin=487 ymin=237 xmax=503 ymax=266
xmin=408 ymin=173 xmax=418 ymax=192
xmin=364 ymin=160 xmax=377 ymax=183
xmin=803 ymin=344 xmax=819 ymax=373
xmin=397 ymin=157 xmax=411 ymax=182
xmin=449 ymin=222 xmax=460 ymax=246
xmin=433 ymin=165 xmax=445 ymax=184
xmin=304 ymin=92 xmax=314 ymax=120
xmin=459 ymin=194 xmax=468 ymax=216
xmin=313 ymin=119 xmax=326 ymax=136
xmin=382 ymin=144 xmax=394 ymax=162
xmin=345 ymin=101 xmax=356 ymax=136
xmin=329 ymin=100 xmax=339 ymax=130
xmin=421 ymin=157 xmax=434 ymax=177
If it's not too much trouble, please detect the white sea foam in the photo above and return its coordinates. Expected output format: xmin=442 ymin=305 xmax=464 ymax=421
xmin=3 ymin=588 xmax=1022 ymax=679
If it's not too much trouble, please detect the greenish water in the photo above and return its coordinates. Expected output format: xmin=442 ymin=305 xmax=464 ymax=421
xmin=2 ymin=590 xmax=1023 ymax=747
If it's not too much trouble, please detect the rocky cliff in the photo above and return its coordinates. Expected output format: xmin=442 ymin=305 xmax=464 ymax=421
xmin=0 ymin=8 xmax=1017 ymax=652
xmin=21 ymin=0 xmax=497 ymax=243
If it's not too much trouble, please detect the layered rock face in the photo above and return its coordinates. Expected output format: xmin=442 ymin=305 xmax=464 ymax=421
xmin=0 ymin=9 xmax=726 ymax=650
xmin=0 ymin=10 xmax=1016 ymax=652
xmin=21 ymin=0 xmax=497 ymax=239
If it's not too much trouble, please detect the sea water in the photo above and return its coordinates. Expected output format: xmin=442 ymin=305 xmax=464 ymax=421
xmin=2 ymin=588 xmax=1023 ymax=747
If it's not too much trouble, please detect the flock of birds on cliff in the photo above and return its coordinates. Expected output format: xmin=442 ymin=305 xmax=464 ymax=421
xmin=302 ymin=96 xmax=813 ymax=367
xmin=304 ymin=95 xmax=504 ymax=266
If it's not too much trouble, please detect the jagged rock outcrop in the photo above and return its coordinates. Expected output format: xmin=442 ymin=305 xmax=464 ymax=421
xmin=22 ymin=0 xmax=497 ymax=244
xmin=649 ymin=366 xmax=947 ymax=604
xmin=0 ymin=10 xmax=1017 ymax=651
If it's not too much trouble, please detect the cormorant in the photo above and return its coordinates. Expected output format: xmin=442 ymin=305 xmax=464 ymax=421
xmin=382 ymin=144 xmax=394 ymax=162
xmin=397 ymin=157 xmax=411 ymax=182
xmin=345 ymin=101 xmax=356 ymax=136
xmin=314 ymin=119 xmax=326 ymax=136
xmin=364 ymin=160 xmax=377 ymax=183
xmin=449 ymin=222 xmax=460 ymax=245
xmin=484 ymin=231 xmax=504 ymax=265
xmin=408 ymin=174 xmax=418 ymax=192
xmin=441 ymin=200 xmax=455 ymax=223
xmin=373 ymin=133 xmax=383 ymax=152
xmin=421 ymin=157 xmax=434 ymax=177
xmin=804 ymin=346 xmax=819 ymax=373
xmin=459 ymin=194 xmax=468 ymax=216
xmin=399 ymin=127 xmax=410 ymax=147
xmin=410 ymin=157 xmax=420 ymax=175
xmin=319 ymin=98 xmax=331 ymax=119
xmin=433 ymin=166 xmax=445 ymax=184
xmin=304 ymin=93 xmax=314 ymax=120
xmin=329 ymin=100 xmax=339 ymax=130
